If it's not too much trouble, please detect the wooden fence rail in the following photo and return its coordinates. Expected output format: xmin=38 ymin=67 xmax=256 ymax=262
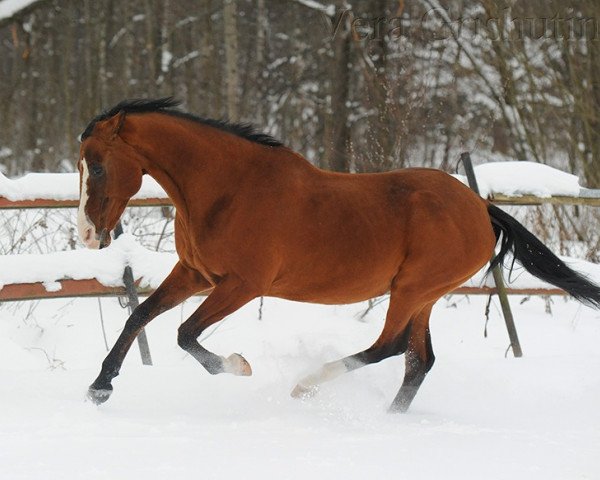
xmin=0 ymin=196 xmax=171 ymax=210
xmin=489 ymin=189 xmax=600 ymax=206
xmin=0 ymin=280 xmax=568 ymax=303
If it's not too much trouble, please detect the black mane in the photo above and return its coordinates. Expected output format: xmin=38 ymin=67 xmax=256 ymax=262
xmin=81 ymin=97 xmax=283 ymax=147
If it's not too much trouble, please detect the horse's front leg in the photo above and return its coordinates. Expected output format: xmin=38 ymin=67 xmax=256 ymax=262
xmin=87 ymin=262 xmax=211 ymax=405
xmin=177 ymin=276 xmax=258 ymax=376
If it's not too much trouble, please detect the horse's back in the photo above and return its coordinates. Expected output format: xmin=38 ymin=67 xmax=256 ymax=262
xmin=265 ymin=166 xmax=495 ymax=303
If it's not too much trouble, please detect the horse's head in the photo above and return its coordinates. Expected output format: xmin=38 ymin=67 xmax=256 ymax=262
xmin=77 ymin=111 xmax=144 ymax=249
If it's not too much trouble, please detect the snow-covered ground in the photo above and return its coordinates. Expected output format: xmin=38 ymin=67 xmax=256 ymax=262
xmin=1 ymin=294 xmax=599 ymax=479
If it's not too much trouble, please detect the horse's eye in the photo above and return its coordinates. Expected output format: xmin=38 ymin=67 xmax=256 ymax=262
xmin=90 ymin=163 xmax=104 ymax=177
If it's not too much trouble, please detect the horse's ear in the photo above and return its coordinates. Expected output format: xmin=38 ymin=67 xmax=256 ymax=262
xmin=106 ymin=110 xmax=126 ymax=140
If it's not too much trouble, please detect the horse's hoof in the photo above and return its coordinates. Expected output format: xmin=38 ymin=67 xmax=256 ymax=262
xmin=290 ymin=383 xmax=318 ymax=399
xmin=86 ymin=385 xmax=113 ymax=405
xmin=224 ymin=353 xmax=252 ymax=376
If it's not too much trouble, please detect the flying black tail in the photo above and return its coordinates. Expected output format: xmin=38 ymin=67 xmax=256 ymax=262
xmin=488 ymin=204 xmax=600 ymax=309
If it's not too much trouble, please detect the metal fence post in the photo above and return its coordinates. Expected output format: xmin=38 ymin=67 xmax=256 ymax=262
xmin=461 ymin=152 xmax=523 ymax=357
xmin=114 ymin=221 xmax=153 ymax=365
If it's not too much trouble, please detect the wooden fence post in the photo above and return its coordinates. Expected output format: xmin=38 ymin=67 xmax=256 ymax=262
xmin=114 ymin=222 xmax=153 ymax=366
xmin=461 ymin=152 xmax=523 ymax=357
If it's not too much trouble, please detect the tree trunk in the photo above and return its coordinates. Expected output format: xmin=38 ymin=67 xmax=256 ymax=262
xmin=223 ymin=0 xmax=239 ymax=121
xmin=255 ymin=0 xmax=267 ymax=124
xmin=323 ymin=9 xmax=351 ymax=172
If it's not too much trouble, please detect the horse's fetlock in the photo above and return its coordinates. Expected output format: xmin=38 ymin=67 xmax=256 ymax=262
xmin=100 ymin=361 xmax=119 ymax=380
xmin=204 ymin=357 xmax=225 ymax=375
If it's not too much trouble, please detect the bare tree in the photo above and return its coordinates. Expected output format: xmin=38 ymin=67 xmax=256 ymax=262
xmin=223 ymin=0 xmax=239 ymax=121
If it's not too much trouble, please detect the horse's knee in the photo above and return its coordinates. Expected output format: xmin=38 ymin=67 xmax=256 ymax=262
xmin=122 ymin=303 xmax=152 ymax=334
xmin=177 ymin=326 xmax=192 ymax=349
xmin=177 ymin=324 xmax=196 ymax=350
xmin=121 ymin=316 xmax=142 ymax=337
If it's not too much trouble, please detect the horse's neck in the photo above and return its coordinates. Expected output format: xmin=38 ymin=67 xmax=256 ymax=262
xmin=130 ymin=120 xmax=252 ymax=216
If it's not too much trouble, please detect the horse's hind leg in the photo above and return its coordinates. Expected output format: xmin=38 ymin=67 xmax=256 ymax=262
xmin=291 ymin=290 xmax=421 ymax=399
xmin=389 ymin=303 xmax=435 ymax=413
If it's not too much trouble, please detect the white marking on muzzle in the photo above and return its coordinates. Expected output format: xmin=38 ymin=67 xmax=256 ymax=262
xmin=77 ymin=158 xmax=100 ymax=249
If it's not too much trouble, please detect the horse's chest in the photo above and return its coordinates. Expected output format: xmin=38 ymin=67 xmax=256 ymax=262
xmin=174 ymin=215 xmax=225 ymax=283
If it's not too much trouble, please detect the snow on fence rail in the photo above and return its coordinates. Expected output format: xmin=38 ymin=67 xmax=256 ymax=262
xmin=0 ymin=234 xmax=177 ymax=301
xmin=1 ymin=162 xmax=599 ymax=302
xmin=0 ymin=172 xmax=169 ymax=209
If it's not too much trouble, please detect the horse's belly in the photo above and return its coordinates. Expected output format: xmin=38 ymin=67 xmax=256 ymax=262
xmin=268 ymin=262 xmax=396 ymax=304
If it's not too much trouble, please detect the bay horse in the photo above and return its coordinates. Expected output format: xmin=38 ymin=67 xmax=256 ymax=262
xmin=78 ymin=98 xmax=600 ymax=412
